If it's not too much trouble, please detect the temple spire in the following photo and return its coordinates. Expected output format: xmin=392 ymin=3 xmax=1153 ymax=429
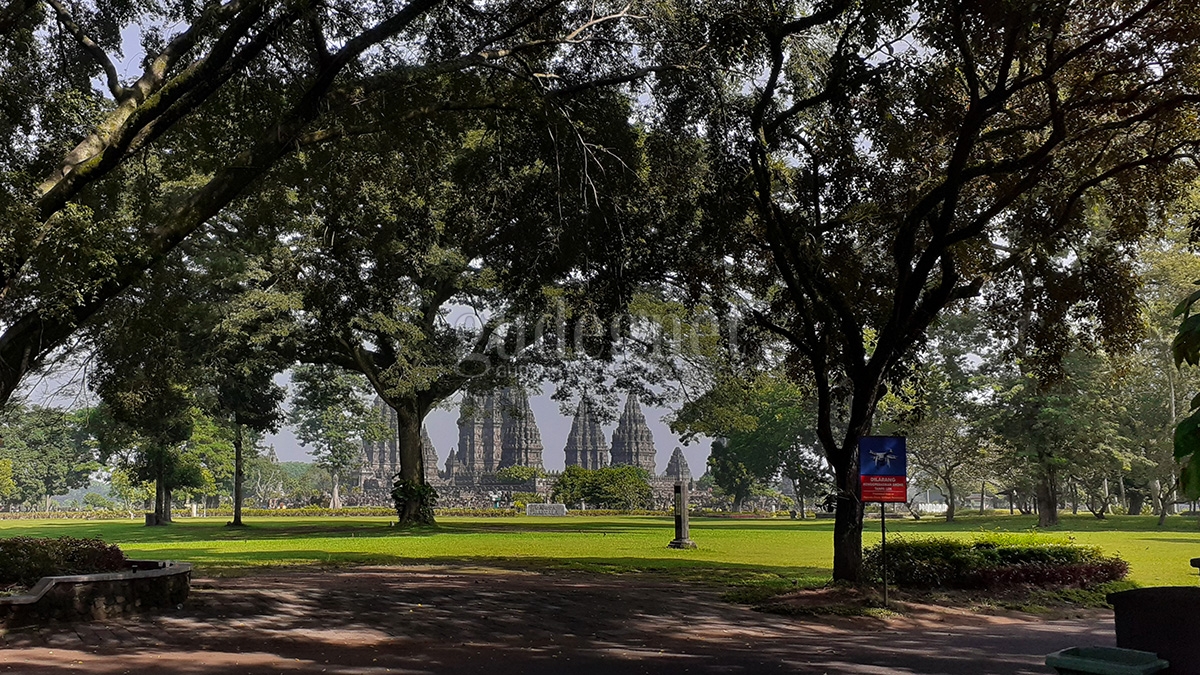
xmin=564 ymin=398 xmax=608 ymax=469
xmin=610 ymin=394 xmax=657 ymax=473
xmin=499 ymin=388 xmax=545 ymax=469
xmin=664 ymin=447 xmax=692 ymax=484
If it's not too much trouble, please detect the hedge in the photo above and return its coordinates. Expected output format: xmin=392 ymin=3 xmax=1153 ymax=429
xmin=861 ymin=536 xmax=1129 ymax=590
xmin=0 ymin=537 xmax=127 ymax=588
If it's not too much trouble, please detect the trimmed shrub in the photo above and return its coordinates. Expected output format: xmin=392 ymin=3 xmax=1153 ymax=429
xmin=861 ymin=536 xmax=1128 ymax=590
xmin=512 ymin=493 xmax=545 ymax=509
xmin=0 ymin=537 xmax=126 ymax=588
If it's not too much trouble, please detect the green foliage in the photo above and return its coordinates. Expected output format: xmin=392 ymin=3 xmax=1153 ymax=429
xmin=551 ymin=465 xmax=652 ymax=510
xmin=494 ymin=466 xmax=546 ymax=483
xmin=1173 ymin=280 xmax=1200 ymax=497
xmin=0 ymin=537 xmax=126 ymax=588
xmin=0 ymin=459 xmax=14 ymax=502
xmin=511 ymin=492 xmax=545 ymax=509
xmin=705 ymin=440 xmax=757 ymax=510
xmin=390 ymin=478 xmax=438 ymax=525
xmin=0 ymin=405 xmax=96 ymax=507
xmin=861 ymin=536 xmax=1129 ymax=590
xmin=289 ymin=365 xmax=380 ymax=508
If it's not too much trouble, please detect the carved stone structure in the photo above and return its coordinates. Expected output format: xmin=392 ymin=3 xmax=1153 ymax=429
xmin=350 ymin=392 xmax=739 ymax=511
xmin=663 ymin=447 xmax=692 ymax=485
xmin=564 ymin=398 xmax=608 ymax=469
xmin=420 ymin=427 xmax=439 ymax=484
xmin=609 ymin=395 xmax=657 ymax=473
xmin=451 ymin=393 xmax=497 ymax=479
xmin=499 ymin=388 xmax=544 ymax=470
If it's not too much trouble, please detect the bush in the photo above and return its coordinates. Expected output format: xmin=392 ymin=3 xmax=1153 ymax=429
xmin=0 ymin=537 xmax=126 ymax=588
xmin=861 ymin=536 xmax=1128 ymax=590
xmin=552 ymin=465 xmax=652 ymax=509
xmin=494 ymin=466 xmax=546 ymax=483
xmin=512 ymin=492 xmax=545 ymax=509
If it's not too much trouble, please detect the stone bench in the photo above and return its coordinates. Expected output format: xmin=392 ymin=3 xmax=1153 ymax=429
xmin=0 ymin=560 xmax=192 ymax=631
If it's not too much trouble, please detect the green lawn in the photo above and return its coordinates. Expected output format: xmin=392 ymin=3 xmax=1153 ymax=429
xmin=1 ymin=513 xmax=1197 ymax=586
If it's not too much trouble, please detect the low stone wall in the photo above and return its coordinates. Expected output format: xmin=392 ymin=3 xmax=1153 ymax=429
xmin=0 ymin=560 xmax=191 ymax=631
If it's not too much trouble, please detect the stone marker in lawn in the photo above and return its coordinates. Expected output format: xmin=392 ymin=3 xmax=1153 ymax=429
xmin=526 ymin=503 xmax=568 ymax=516
xmin=668 ymin=482 xmax=697 ymax=549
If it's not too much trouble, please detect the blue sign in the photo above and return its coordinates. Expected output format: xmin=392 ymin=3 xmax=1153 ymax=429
xmin=858 ymin=436 xmax=907 ymax=477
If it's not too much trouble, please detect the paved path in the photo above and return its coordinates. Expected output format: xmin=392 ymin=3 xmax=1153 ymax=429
xmin=0 ymin=567 xmax=1112 ymax=674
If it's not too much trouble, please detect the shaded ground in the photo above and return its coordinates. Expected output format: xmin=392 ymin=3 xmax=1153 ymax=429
xmin=0 ymin=566 xmax=1112 ymax=674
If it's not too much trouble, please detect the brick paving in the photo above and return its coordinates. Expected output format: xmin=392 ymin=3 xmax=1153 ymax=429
xmin=0 ymin=566 xmax=1112 ymax=674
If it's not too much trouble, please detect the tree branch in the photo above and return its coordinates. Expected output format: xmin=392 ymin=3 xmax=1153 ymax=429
xmin=45 ymin=0 xmax=126 ymax=99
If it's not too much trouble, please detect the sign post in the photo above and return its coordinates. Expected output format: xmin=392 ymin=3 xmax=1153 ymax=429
xmin=858 ymin=436 xmax=907 ymax=608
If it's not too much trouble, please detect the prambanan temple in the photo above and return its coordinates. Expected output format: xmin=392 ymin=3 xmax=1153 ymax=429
xmin=356 ymin=390 xmax=693 ymax=508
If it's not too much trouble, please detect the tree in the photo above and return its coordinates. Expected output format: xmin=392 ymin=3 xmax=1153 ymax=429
xmin=244 ymin=453 xmax=285 ymax=508
xmin=0 ymin=405 xmax=96 ymax=510
xmin=288 ymin=364 xmax=380 ymax=509
xmin=256 ymin=79 xmax=661 ymax=525
xmin=897 ymin=313 xmax=991 ymax=522
xmin=494 ymin=466 xmax=546 ymax=483
xmin=550 ymin=465 xmax=652 ymax=510
xmin=106 ymin=467 xmax=155 ymax=518
xmin=0 ymin=458 xmax=14 ymax=505
xmin=780 ymin=449 xmax=832 ymax=519
xmin=0 ymin=1 xmax=670 ymax=407
xmin=203 ymin=278 xmax=289 ymax=526
xmin=705 ymin=439 xmax=758 ymax=511
xmin=652 ymin=0 xmax=1200 ymax=580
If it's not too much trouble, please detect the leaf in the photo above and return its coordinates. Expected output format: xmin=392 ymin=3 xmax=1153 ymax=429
xmin=1181 ymin=460 xmax=1200 ymax=501
xmin=1172 ymin=315 xmax=1200 ymax=367
xmin=1172 ymin=287 xmax=1200 ymax=318
xmin=1173 ymin=411 xmax=1200 ymax=461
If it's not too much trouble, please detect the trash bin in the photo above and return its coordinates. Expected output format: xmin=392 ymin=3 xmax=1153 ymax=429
xmin=1109 ymin=586 xmax=1200 ymax=674
xmin=1045 ymin=647 xmax=1168 ymax=675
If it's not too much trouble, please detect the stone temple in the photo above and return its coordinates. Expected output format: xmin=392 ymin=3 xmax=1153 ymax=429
xmin=609 ymin=395 xmax=657 ymax=473
xmin=357 ymin=391 xmax=696 ymax=507
xmin=563 ymin=398 xmax=608 ymax=469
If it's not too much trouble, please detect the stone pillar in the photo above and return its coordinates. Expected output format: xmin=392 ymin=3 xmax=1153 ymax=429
xmin=668 ymin=482 xmax=697 ymax=549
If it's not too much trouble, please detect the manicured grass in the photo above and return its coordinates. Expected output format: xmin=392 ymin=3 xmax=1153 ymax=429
xmin=0 ymin=513 xmax=1196 ymax=586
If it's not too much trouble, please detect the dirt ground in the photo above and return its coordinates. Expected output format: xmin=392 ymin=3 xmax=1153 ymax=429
xmin=0 ymin=566 xmax=1113 ymax=674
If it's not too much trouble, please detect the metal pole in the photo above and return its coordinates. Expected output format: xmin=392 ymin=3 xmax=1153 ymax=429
xmin=881 ymin=502 xmax=888 ymax=608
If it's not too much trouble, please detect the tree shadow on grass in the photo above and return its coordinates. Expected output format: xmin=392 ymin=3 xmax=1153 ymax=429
xmin=125 ymin=547 xmax=833 ymax=582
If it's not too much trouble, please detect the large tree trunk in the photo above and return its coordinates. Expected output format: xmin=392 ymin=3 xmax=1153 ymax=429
xmin=1128 ymin=490 xmax=1144 ymax=516
xmin=162 ymin=486 xmax=174 ymax=524
xmin=831 ymin=461 xmax=864 ymax=582
xmin=152 ymin=468 xmax=165 ymax=526
xmin=231 ymin=423 xmax=246 ymax=526
xmin=832 ymin=493 xmax=864 ymax=582
xmin=1036 ymin=471 xmax=1058 ymax=527
xmin=944 ymin=479 xmax=956 ymax=522
xmin=392 ymin=401 xmax=435 ymax=526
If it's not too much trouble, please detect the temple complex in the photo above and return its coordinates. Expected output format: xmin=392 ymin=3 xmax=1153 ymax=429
xmin=563 ymin=398 xmax=608 ymax=469
xmin=358 ymin=390 xmax=703 ymax=507
xmin=609 ymin=395 xmax=657 ymax=473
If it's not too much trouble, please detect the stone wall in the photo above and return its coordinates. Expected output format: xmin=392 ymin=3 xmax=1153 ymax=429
xmin=0 ymin=560 xmax=191 ymax=631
